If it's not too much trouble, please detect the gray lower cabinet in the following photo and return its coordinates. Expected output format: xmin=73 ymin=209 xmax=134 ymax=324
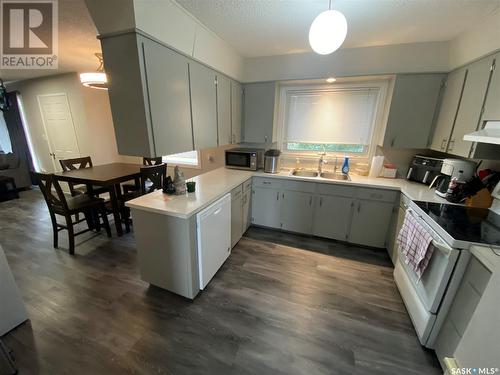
xmin=430 ymin=68 xmax=468 ymax=152
xmin=482 ymin=53 xmax=500 ymax=121
xmin=349 ymin=199 xmax=395 ymax=248
xmin=142 ymin=37 xmax=194 ymax=156
xmin=189 ymin=62 xmax=218 ymax=150
xmin=313 ymin=195 xmax=353 ymax=241
xmin=252 ymin=186 xmax=281 ymax=228
xmin=242 ymin=184 xmax=251 ymax=231
xmin=243 ymin=82 xmax=276 ymax=143
xmin=231 ymin=80 xmax=243 ymax=144
xmin=217 ymin=75 xmax=232 ymax=146
xmin=231 ymin=185 xmax=243 ymax=248
xmin=281 ymin=190 xmax=314 ymax=234
xmin=382 ymin=74 xmax=445 ymax=149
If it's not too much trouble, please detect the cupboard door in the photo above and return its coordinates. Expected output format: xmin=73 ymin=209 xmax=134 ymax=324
xmin=349 ymin=200 xmax=394 ymax=248
xmin=243 ymin=82 xmax=276 ymax=143
xmin=430 ymin=68 xmax=467 ymax=152
xmin=189 ymin=62 xmax=218 ymax=150
xmin=242 ymin=189 xmax=251 ymax=232
xmin=142 ymin=38 xmax=194 ymax=156
xmin=384 ymin=74 xmax=445 ymax=149
xmin=281 ymin=191 xmax=314 ymax=234
xmin=313 ymin=195 xmax=353 ymax=241
xmin=231 ymin=80 xmax=242 ymax=144
xmin=251 ymin=187 xmax=281 ymax=228
xmin=217 ymin=75 xmax=232 ymax=146
xmin=448 ymin=57 xmax=494 ymax=157
xmin=482 ymin=53 xmax=500 ymax=121
xmin=231 ymin=187 xmax=243 ymax=248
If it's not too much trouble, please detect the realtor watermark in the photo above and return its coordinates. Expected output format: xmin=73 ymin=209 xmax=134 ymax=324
xmin=0 ymin=0 xmax=58 ymax=69
xmin=451 ymin=368 xmax=499 ymax=375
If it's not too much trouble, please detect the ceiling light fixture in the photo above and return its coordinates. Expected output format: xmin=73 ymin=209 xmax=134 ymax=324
xmin=80 ymin=53 xmax=108 ymax=90
xmin=309 ymin=0 xmax=347 ymax=55
xmin=326 ymin=77 xmax=336 ymax=83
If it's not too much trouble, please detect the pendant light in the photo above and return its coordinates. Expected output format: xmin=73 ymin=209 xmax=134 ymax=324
xmin=80 ymin=53 xmax=108 ymax=90
xmin=309 ymin=0 xmax=347 ymax=55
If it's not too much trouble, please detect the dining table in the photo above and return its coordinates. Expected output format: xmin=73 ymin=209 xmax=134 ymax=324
xmin=54 ymin=162 xmax=142 ymax=236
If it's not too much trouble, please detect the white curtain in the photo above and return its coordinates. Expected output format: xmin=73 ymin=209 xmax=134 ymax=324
xmin=0 ymin=114 xmax=12 ymax=153
xmin=284 ymin=88 xmax=379 ymax=145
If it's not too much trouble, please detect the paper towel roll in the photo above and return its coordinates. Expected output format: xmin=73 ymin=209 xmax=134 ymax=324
xmin=369 ymin=156 xmax=384 ymax=178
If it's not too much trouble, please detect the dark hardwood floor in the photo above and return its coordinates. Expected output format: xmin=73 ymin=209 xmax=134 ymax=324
xmin=0 ymin=189 xmax=441 ymax=374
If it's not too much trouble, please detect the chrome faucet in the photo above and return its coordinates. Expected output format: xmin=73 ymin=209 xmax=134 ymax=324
xmin=318 ymin=153 xmax=328 ymax=174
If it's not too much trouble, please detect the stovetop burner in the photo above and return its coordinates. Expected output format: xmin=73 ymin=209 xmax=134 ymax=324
xmin=413 ymin=201 xmax=500 ymax=247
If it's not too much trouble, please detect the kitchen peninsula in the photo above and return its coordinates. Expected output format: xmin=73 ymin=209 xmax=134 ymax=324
xmin=126 ymin=167 xmax=448 ymax=299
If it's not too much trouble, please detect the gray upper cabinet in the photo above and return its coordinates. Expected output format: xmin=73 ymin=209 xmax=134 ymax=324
xmin=189 ymin=62 xmax=218 ymax=150
xmin=448 ymin=56 xmax=494 ymax=157
xmin=142 ymin=37 xmax=193 ymax=156
xmin=430 ymin=68 xmax=468 ymax=152
xmin=382 ymin=74 xmax=445 ymax=149
xmin=231 ymin=80 xmax=242 ymax=144
xmin=481 ymin=53 xmax=500 ymax=121
xmin=101 ymin=33 xmax=154 ymax=157
xmin=217 ymin=75 xmax=232 ymax=146
xmin=243 ymin=82 xmax=276 ymax=143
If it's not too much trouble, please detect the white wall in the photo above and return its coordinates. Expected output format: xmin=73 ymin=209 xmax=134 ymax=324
xmin=7 ymin=73 xmax=121 ymax=172
xmin=242 ymin=42 xmax=450 ymax=83
xmin=449 ymin=7 xmax=500 ymax=69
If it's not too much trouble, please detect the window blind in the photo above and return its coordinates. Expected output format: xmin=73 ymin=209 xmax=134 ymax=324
xmin=284 ymin=88 xmax=379 ymax=145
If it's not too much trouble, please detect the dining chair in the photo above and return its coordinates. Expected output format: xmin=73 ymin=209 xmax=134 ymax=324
xmin=122 ymin=157 xmax=165 ymax=194
xmin=120 ymin=163 xmax=167 ymax=232
xmin=59 ymin=156 xmax=109 ymax=197
xmin=32 ymin=172 xmax=111 ymax=255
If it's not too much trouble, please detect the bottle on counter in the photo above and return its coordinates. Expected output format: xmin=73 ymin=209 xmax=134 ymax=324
xmin=342 ymin=156 xmax=349 ymax=175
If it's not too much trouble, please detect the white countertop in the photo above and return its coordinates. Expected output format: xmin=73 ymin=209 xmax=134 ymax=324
xmin=126 ymin=167 xmax=449 ymax=219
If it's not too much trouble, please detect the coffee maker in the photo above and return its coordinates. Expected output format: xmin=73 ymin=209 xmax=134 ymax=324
xmin=430 ymin=158 xmax=476 ymax=198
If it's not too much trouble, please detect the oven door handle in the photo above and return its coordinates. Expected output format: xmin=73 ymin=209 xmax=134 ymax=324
xmin=406 ymin=209 xmax=452 ymax=255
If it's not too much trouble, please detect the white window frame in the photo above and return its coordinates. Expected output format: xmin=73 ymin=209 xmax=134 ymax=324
xmin=162 ymin=150 xmax=201 ymax=169
xmin=276 ymin=77 xmax=393 ymax=164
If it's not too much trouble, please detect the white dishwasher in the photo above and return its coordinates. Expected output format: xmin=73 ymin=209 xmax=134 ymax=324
xmin=197 ymin=193 xmax=231 ymax=290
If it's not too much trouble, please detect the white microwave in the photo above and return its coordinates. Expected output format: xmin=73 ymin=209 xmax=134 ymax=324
xmin=225 ymin=148 xmax=264 ymax=171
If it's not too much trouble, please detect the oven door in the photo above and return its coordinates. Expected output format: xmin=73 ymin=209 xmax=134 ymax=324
xmin=394 ymin=212 xmax=460 ymax=345
xmin=225 ymin=152 xmax=253 ymax=170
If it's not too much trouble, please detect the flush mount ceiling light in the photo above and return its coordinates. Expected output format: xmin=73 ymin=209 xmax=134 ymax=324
xmin=326 ymin=77 xmax=336 ymax=83
xmin=309 ymin=0 xmax=347 ymax=55
xmin=80 ymin=53 xmax=108 ymax=90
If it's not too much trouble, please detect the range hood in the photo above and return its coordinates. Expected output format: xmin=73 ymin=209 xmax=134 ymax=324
xmin=464 ymin=121 xmax=500 ymax=145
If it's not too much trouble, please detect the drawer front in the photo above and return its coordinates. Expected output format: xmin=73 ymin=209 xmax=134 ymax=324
xmin=316 ymin=183 xmax=355 ymax=198
xmin=357 ymin=188 xmax=398 ymax=202
xmin=231 ymin=185 xmax=243 ymax=199
xmin=243 ymin=178 xmax=252 ymax=192
xmin=252 ymin=177 xmax=283 ymax=189
xmin=282 ymin=180 xmax=316 ymax=193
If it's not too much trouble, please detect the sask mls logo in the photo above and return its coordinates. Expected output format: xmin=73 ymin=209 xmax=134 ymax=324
xmin=0 ymin=0 xmax=58 ymax=69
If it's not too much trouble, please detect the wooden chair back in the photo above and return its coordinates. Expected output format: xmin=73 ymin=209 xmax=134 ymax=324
xmin=31 ymin=172 xmax=68 ymax=213
xmin=59 ymin=156 xmax=93 ymax=196
xmin=143 ymin=157 xmax=163 ymax=166
xmin=140 ymin=164 xmax=166 ymax=194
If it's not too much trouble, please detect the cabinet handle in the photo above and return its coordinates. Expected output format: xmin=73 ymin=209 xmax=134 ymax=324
xmin=276 ymin=191 xmax=279 ymax=200
xmin=357 ymin=203 xmax=361 ymax=213
xmin=282 ymin=193 xmax=285 ymax=199
xmin=309 ymin=196 xmax=312 ymax=206
xmin=448 ymin=139 xmax=455 ymax=151
xmin=263 ymin=181 xmax=271 ymax=185
xmin=390 ymin=138 xmax=395 ymax=147
xmin=441 ymin=138 xmax=447 ymax=150
xmin=264 ymin=136 xmax=268 ymax=143
xmin=319 ymin=197 xmax=323 ymax=207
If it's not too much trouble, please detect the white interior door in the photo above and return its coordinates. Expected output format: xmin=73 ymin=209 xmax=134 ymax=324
xmin=38 ymin=93 xmax=80 ymax=172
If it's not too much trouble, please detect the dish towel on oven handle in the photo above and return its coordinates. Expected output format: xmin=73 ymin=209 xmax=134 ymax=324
xmin=397 ymin=210 xmax=434 ymax=281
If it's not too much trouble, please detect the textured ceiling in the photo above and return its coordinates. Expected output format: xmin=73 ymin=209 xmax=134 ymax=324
xmin=1 ymin=0 xmax=101 ymax=82
xmin=177 ymin=0 xmax=500 ymax=58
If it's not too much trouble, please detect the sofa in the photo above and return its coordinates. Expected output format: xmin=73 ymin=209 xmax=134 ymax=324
xmin=0 ymin=153 xmax=31 ymax=189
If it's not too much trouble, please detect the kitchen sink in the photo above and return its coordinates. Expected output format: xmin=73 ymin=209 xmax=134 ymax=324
xmin=320 ymin=172 xmax=351 ymax=181
xmin=291 ymin=170 xmax=319 ymax=177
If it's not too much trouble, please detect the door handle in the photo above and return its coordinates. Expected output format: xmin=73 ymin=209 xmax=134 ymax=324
xmin=448 ymin=139 xmax=455 ymax=151
xmin=309 ymin=196 xmax=312 ymax=206
xmin=276 ymin=191 xmax=279 ymax=200
xmin=441 ymin=139 xmax=447 ymax=150
xmin=319 ymin=197 xmax=323 ymax=207
xmin=357 ymin=203 xmax=361 ymax=213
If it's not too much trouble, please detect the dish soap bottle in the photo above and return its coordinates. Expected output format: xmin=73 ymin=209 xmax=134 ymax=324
xmin=342 ymin=156 xmax=349 ymax=175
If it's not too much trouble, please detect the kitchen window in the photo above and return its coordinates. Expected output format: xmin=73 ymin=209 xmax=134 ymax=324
xmin=162 ymin=150 xmax=200 ymax=168
xmin=278 ymin=79 xmax=390 ymax=160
